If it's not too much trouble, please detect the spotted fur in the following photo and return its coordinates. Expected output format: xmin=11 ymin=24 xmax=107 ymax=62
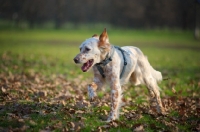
xmin=74 ymin=28 xmax=165 ymax=122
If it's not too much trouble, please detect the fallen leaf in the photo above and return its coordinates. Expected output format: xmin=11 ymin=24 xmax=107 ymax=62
xmin=1 ymin=87 xmax=6 ymax=93
xmin=133 ymin=125 xmax=144 ymax=132
xmin=29 ymin=120 xmax=37 ymax=126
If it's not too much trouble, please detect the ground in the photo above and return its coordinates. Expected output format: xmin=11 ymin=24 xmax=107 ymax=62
xmin=0 ymin=29 xmax=200 ymax=131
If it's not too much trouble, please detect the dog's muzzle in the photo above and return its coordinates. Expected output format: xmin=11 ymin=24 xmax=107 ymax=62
xmin=73 ymin=57 xmax=80 ymax=64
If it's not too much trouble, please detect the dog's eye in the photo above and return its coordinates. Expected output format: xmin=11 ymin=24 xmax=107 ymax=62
xmin=85 ymin=47 xmax=91 ymax=52
xmin=80 ymin=48 xmax=82 ymax=51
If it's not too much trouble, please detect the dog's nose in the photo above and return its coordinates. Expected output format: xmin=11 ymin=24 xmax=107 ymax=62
xmin=73 ymin=57 xmax=79 ymax=63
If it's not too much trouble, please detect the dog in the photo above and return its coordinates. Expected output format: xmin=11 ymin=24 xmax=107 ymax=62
xmin=73 ymin=28 xmax=165 ymax=122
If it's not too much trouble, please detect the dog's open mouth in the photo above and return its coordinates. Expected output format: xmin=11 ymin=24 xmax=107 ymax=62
xmin=81 ymin=59 xmax=94 ymax=72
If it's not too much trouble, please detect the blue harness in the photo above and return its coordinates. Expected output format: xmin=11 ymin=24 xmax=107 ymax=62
xmin=95 ymin=46 xmax=127 ymax=79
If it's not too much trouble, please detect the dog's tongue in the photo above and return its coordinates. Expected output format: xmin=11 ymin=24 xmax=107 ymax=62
xmin=81 ymin=61 xmax=90 ymax=72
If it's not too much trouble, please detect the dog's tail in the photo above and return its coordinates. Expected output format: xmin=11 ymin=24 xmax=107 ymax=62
xmin=151 ymin=68 xmax=163 ymax=83
xmin=151 ymin=68 xmax=171 ymax=83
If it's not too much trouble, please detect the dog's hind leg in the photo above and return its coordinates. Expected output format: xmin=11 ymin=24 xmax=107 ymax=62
xmin=144 ymin=77 xmax=165 ymax=114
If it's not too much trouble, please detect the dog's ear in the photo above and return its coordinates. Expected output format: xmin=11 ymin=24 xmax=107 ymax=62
xmin=98 ymin=28 xmax=110 ymax=51
xmin=92 ymin=34 xmax=99 ymax=39
xmin=99 ymin=28 xmax=109 ymax=43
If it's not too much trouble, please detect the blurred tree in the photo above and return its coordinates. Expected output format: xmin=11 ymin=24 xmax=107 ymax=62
xmin=195 ymin=0 xmax=200 ymax=39
xmin=23 ymin=0 xmax=55 ymax=28
xmin=110 ymin=0 xmax=146 ymax=28
xmin=0 ymin=0 xmax=24 ymax=27
xmin=0 ymin=0 xmax=197 ymax=30
xmin=55 ymin=0 xmax=67 ymax=29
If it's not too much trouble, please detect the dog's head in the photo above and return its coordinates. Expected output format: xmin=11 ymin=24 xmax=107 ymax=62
xmin=73 ymin=28 xmax=111 ymax=72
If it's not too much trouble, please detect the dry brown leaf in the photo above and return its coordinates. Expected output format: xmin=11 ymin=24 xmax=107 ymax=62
xmin=38 ymin=91 xmax=47 ymax=97
xmin=172 ymin=87 xmax=176 ymax=94
xmin=133 ymin=125 xmax=144 ymax=132
xmin=69 ymin=122 xmax=75 ymax=127
xmin=75 ymin=110 xmax=84 ymax=114
xmin=1 ymin=87 xmax=6 ymax=93
xmin=29 ymin=120 xmax=37 ymax=126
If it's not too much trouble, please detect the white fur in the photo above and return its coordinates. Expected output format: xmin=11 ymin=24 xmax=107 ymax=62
xmin=74 ymin=31 xmax=165 ymax=122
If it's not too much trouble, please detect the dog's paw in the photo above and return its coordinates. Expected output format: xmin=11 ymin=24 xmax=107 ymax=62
xmin=105 ymin=119 xmax=112 ymax=123
xmin=106 ymin=113 xmax=119 ymax=123
xmin=105 ymin=117 xmax=118 ymax=123
xmin=88 ymin=86 xmax=97 ymax=101
xmin=157 ymin=106 xmax=167 ymax=115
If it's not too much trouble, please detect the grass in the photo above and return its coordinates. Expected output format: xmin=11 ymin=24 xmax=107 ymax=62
xmin=0 ymin=28 xmax=200 ymax=131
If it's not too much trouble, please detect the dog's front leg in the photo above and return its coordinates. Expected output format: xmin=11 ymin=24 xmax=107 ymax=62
xmin=107 ymin=79 xmax=122 ymax=122
xmin=88 ymin=76 xmax=104 ymax=101
xmin=88 ymin=82 xmax=98 ymax=101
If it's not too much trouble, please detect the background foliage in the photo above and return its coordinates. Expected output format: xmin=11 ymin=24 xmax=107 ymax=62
xmin=0 ymin=0 xmax=198 ymax=29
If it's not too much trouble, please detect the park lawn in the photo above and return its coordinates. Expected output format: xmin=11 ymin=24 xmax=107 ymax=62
xmin=0 ymin=29 xmax=199 ymax=131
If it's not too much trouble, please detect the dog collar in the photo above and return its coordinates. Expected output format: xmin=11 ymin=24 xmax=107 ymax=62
xmin=95 ymin=45 xmax=115 ymax=78
xmin=95 ymin=45 xmax=127 ymax=79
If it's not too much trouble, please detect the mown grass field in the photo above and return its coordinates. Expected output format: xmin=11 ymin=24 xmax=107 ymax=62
xmin=0 ymin=28 xmax=200 ymax=131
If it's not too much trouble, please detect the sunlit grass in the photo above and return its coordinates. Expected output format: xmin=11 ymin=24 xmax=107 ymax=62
xmin=0 ymin=28 xmax=199 ymax=45
xmin=0 ymin=29 xmax=199 ymax=131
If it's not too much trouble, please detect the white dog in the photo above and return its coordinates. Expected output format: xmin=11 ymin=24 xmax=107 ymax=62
xmin=74 ymin=28 xmax=165 ymax=122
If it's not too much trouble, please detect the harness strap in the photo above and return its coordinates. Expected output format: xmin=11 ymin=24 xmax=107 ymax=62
xmin=96 ymin=64 xmax=105 ymax=78
xmin=114 ymin=46 xmax=127 ymax=78
xmin=95 ymin=45 xmax=127 ymax=79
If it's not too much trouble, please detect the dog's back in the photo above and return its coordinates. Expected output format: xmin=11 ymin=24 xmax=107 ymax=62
xmin=121 ymin=46 xmax=162 ymax=85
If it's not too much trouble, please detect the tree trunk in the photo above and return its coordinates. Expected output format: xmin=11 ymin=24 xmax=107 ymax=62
xmin=194 ymin=0 xmax=200 ymax=40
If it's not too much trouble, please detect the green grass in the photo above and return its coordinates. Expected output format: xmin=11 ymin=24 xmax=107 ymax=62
xmin=0 ymin=28 xmax=199 ymax=131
